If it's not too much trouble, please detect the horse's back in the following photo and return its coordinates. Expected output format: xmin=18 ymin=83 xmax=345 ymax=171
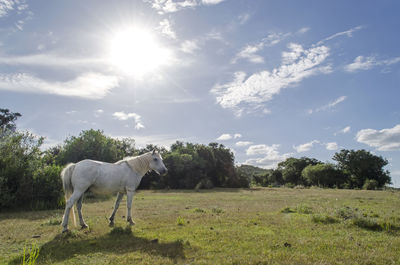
xmin=72 ymin=159 xmax=130 ymax=194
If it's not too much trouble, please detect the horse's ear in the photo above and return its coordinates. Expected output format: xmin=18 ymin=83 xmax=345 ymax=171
xmin=152 ymin=149 xmax=156 ymax=155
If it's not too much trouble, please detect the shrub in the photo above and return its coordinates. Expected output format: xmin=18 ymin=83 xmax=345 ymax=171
xmin=363 ymin=179 xmax=378 ymax=190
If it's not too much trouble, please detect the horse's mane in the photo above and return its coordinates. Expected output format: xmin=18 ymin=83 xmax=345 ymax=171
xmin=115 ymin=152 xmax=152 ymax=173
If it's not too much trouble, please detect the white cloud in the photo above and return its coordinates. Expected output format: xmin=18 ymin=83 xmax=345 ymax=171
xmin=201 ymin=0 xmax=225 ymax=5
xmin=66 ymin=110 xmax=77 ymax=115
xmin=317 ymin=25 xmax=363 ymax=45
xmin=238 ymin=13 xmax=250 ymax=25
xmin=94 ymin=109 xmax=104 ymax=117
xmin=113 ymin=134 xmax=194 ymax=149
xmin=0 ymin=72 xmax=119 ymax=99
xmin=341 ymin=126 xmax=351 ymax=134
xmin=245 ymin=144 xmax=291 ymax=169
xmin=0 ymin=0 xmax=14 ymax=17
xmin=344 ymin=55 xmax=400 ymax=72
xmin=356 ymin=124 xmax=400 ymax=151
xmin=234 ymin=133 xmax=242 ymax=139
xmin=0 ymin=0 xmax=31 ymax=30
xmin=180 ymin=40 xmax=200 ymax=54
xmin=212 ymin=43 xmax=331 ymax=116
xmin=236 ymin=141 xmax=253 ymax=147
xmin=158 ymin=18 xmax=176 ymax=39
xmin=232 ymin=32 xmax=291 ymax=64
xmin=297 ymin=27 xmax=310 ymax=34
xmin=113 ymin=111 xmax=145 ymax=130
xmin=247 ymin=144 xmax=278 ymax=156
xmin=217 ymin=133 xmax=241 ymax=141
xmin=334 ymin=126 xmax=351 ymax=136
xmin=146 ymin=0 xmax=225 ymax=14
xmin=232 ymin=44 xmax=265 ymax=64
xmin=325 ymin=142 xmax=338 ymax=151
xmin=293 ymin=140 xmax=319 ymax=153
xmin=216 ymin=133 xmax=232 ymax=141
xmin=308 ymin=96 xmax=347 ymax=114
xmin=344 ymin=56 xmax=376 ymax=72
xmin=0 ymin=0 xmax=28 ymax=18
xmin=0 ymin=53 xmax=105 ymax=68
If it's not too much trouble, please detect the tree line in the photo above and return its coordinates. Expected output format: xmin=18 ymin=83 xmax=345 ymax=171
xmin=0 ymin=109 xmax=392 ymax=211
xmin=238 ymin=150 xmax=391 ymax=190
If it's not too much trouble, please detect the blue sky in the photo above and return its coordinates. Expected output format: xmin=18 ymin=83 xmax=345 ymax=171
xmin=1 ymin=0 xmax=400 ymax=186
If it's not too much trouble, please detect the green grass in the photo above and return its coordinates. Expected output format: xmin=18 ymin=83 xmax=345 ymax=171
xmin=1 ymin=188 xmax=400 ymax=264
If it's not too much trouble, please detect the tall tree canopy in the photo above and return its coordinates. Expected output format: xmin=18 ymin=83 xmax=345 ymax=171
xmin=333 ymin=149 xmax=391 ymax=188
xmin=278 ymin=157 xmax=320 ymax=186
xmin=0 ymin=108 xmax=21 ymax=131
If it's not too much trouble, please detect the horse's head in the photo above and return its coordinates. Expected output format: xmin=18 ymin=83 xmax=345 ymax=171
xmin=149 ymin=149 xmax=168 ymax=176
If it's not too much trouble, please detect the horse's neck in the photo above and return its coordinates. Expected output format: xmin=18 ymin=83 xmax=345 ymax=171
xmin=126 ymin=154 xmax=150 ymax=176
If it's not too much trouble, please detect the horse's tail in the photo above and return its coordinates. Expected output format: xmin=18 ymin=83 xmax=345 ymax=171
xmin=61 ymin=163 xmax=77 ymax=227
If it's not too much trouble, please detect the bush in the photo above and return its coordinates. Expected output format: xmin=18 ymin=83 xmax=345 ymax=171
xmin=302 ymin=163 xmax=345 ymax=188
xmin=363 ymin=179 xmax=378 ymax=190
xmin=0 ymin=130 xmax=64 ymax=210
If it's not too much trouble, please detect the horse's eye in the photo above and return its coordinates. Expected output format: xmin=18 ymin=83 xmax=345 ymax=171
xmin=153 ymin=158 xmax=158 ymax=161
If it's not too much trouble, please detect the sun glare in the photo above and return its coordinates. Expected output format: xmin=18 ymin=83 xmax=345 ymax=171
xmin=109 ymin=27 xmax=171 ymax=78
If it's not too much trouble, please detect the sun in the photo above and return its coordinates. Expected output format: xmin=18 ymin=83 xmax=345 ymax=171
xmin=109 ymin=27 xmax=171 ymax=78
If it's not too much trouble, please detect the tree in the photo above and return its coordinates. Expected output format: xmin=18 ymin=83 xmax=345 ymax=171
xmin=0 ymin=130 xmax=63 ymax=210
xmin=56 ymin=129 xmax=136 ymax=165
xmin=333 ymin=149 xmax=391 ymax=188
xmin=302 ymin=163 xmax=346 ymax=188
xmin=278 ymin=157 xmax=320 ymax=186
xmin=0 ymin=108 xmax=21 ymax=131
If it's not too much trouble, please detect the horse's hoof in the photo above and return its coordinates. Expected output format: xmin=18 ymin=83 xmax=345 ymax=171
xmin=81 ymin=224 xmax=89 ymax=229
xmin=128 ymin=221 xmax=136 ymax=226
xmin=109 ymin=222 xmax=114 ymax=227
xmin=62 ymin=228 xmax=69 ymax=233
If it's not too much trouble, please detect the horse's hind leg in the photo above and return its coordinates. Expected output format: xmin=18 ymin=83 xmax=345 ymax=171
xmin=76 ymin=195 xmax=88 ymax=229
xmin=126 ymin=190 xmax=136 ymax=225
xmin=109 ymin=192 xmax=124 ymax=226
xmin=62 ymin=190 xmax=84 ymax=233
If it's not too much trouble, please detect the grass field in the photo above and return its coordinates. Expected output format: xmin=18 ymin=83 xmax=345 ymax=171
xmin=1 ymin=188 xmax=400 ymax=264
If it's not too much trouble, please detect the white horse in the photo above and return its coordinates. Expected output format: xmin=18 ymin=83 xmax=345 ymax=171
xmin=60 ymin=150 xmax=167 ymax=233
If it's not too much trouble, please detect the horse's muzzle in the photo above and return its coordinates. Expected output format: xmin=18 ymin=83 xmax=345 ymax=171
xmin=160 ymin=168 xmax=168 ymax=176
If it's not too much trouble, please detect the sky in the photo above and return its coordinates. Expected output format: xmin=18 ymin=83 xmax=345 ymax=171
xmin=1 ymin=0 xmax=400 ymax=186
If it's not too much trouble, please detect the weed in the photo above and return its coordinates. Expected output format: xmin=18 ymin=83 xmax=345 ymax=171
xmin=335 ymin=206 xmax=356 ymax=220
xmin=212 ymin=207 xmax=223 ymax=214
xmin=281 ymin=207 xmax=296 ymax=213
xmin=22 ymin=242 xmax=39 ymax=265
xmin=177 ymin=216 xmax=185 ymax=226
xmin=193 ymin=208 xmax=206 ymax=213
xmin=352 ymin=217 xmax=381 ymax=231
xmin=312 ymin=214 xmax=339 ymax=224
xmin=42 ymin=218 xmax=61 ymax=226
xmin=297 ymin=205 xmax=313 ymax=214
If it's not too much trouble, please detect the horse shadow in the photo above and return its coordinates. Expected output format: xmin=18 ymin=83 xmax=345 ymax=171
xmin=10 ymin=226 xmax=185 ymax=264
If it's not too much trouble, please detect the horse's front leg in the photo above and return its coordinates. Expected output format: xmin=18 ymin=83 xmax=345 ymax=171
xmin=126 ymin=189 xmax=136 ymax=226
xmin=109 ymin=192 xmax=124 ymax=226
